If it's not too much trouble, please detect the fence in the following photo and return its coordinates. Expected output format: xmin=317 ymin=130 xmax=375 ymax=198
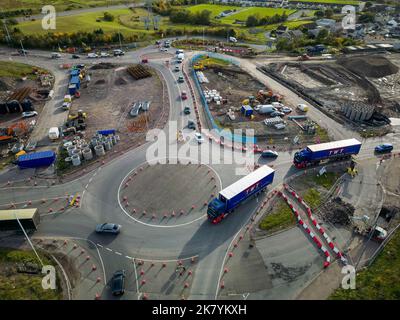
xmin=190 ymin=53 xmax=256 ymax=144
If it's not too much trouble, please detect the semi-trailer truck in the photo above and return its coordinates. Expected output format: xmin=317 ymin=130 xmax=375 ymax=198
xmin=0 ymin=208 xmax=40 ymax=231
xmin=207 ymin=165 xmax=275 ymax=224
xmin=293 ymin=138 xmax=361 ymax=169
xmin=17 ymin=150 xmax=56 ymax=169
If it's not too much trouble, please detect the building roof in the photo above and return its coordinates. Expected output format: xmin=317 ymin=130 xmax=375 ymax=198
xmin=0 ymin=209 xmax=38 ymax=221
xmin=219 ymin=165 xmax=274 ymax=200
xmin=307 ymin=139 xmax=361 ymax=153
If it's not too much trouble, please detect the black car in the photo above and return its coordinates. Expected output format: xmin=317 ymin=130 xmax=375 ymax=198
xmin=111 ymin=270 xmax=125 ymax=296
xmin=72 ymin=54 xmax=80 ymax=59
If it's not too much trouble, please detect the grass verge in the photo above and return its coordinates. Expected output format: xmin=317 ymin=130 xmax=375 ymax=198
xmin=303 ymin=188 xmax=321 ymax=208
xmin=259 ymin=199 xmax=296 ymax=232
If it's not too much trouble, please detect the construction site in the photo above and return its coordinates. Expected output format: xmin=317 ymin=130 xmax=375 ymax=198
xmin=195 ymin=60 xmax=329 ymax=148
xmin=260 ymin=54 xmax=400 ymax=137
xmin=0 ymin=66 xmax=54 ymax=166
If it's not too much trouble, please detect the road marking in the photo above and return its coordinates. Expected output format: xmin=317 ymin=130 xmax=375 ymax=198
xmin=97 ymin=244 xmax=103 ymax=248
xmin=85 ymin=184 xmax=89 ymax=189
xmin=106 ymin=247 xmax=113 ymax=252
xmin=125 ymin=255 xmax=132 ymax=259
xmin=132 ymin=258 xmax=140 ymax=300
xmin=115 ymin=251 xmax=122 ymax=256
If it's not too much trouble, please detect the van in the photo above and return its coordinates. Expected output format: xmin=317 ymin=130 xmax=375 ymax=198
xmin=51 ymin=52 xmax=61 ymax=59
xmin=229 ymin=37 xmax=237 ymax=43
xmin=297 ymin=104 xmax=309 ymax=112
xmin=48 ymin=127 xmax=60 ymax=140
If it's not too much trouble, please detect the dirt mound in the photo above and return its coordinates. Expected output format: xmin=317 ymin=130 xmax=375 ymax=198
xmin=115 ymin=77 xmax=127 ymax=85
xmin=90 ymin=62 xmax=115 ymax=70
xmin=323 ymin=197 xmax=354 ymax=225
xmin=338 ymin=55 xmax=399 ymax=78
xmin=94 ymin=79 xmax=106 ymax=85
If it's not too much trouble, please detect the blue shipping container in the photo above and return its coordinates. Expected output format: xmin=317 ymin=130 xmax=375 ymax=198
xmin=70 ymin=76 xmax=81 ymax=89
xmin=68 ymin=84 xmax=77 ymax=95
xmin=97 ymin=129 xmax=116 ymax=136
xmin=70 ymin=69 xmax=80 ymax=77
xmin=17 ymin=151 xmax=56 ymax=169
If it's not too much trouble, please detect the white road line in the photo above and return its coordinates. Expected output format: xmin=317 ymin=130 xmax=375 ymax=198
xmin=97 ymin=244 xmax=103 ymax=248
xmin=106 ymin=247 xmax=113 ymax=252
xmin=125 ymin=255 xmax=132 ymax=259
xmin=132 ymin=258 xmax=140 ymax=300
xmin=115 ymin=251 xmax=122 ymax=256
xmin=85 ymin=184 xmax=89 ymax=189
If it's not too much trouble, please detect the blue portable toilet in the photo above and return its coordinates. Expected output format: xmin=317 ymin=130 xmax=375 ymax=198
xmin=241 ymin=105 xmax=253 ymax=117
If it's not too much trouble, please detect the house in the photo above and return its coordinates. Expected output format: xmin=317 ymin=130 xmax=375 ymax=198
xmin=275 ymin=25 xmax=289 ymax=35
xmin=387 ymin=19 xmax=398 ymax=28
xmin=290 ymin=29 xmax=304 ymax=39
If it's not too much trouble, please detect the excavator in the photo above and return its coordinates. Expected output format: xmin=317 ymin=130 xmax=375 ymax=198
xmin=0 ymin=122 xmax=28 ymax=144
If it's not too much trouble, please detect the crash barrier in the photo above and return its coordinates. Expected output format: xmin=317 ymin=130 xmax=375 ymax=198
xmin=283 ymin=184 xmax=348 ymax=265
xmin=278 ymin=190 xmax=331 ymax=268
xmin=190 ymin=53 xmax=255 ymax=144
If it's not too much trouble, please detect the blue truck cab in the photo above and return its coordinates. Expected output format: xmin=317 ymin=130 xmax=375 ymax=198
xmin=207 ymin=166 xmax=275 ymax=224
xmin=294 ymin=138 xmax=361 ymax=169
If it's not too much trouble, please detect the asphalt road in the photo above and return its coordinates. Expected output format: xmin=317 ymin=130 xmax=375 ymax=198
xmin=1 ymin=45 xmax=399 ymax=300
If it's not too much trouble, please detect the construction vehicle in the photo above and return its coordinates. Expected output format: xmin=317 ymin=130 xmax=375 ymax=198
xmin=0 ymin=122 xmax=28 ymax=144
xmin=298 ymin=53 xmax=310 ymax=61
xmin=68 ymin=110 xmax=87 ymax=121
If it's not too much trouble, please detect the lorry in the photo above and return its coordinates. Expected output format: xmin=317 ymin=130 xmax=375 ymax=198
xmin=48 ymin=127 xmax=60 ymax=140
xmin=17 ymin=150 xmax=56 ymax=169
xmin=0 ymin=208 xmax=40 ymax=231
xmin=207 ymin=165 xmax=275 ymax=224
xmin=293 ymin=138 xmax=362 ymax=169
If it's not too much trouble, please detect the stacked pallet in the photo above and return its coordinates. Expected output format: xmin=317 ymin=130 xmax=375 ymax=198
xmin=127 ymin=65 xmax=152 ymax=80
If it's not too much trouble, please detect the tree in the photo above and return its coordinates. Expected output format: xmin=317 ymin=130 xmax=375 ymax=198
xmin=325 ymin=9 xmax=334 ymax=19
xmin=314 ymin=10 xmax=324 ymax=18
xmin=317 ymin=29 xmax=329 ymax=41
xmin=246 ymin=15 xmax=258 ymax=27
xmin=103 ymin=12 xmax=115 ymax=22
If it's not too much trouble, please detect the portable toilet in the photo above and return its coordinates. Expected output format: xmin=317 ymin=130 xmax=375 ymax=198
xmin=241 ymin=105 xmax=253 ymax=117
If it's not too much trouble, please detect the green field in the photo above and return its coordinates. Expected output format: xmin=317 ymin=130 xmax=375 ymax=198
xmin=185 ymin=4 xmax=240 ymax=17
xmin=331 ymin=229 xmax=400 ymax=299
xmin=220 ymin=7 xmax=296 ymax=25
xmin=0 ymin=248 xmax=62 ymax=300
xmin=259 ymin=199 xmax=296 ymax=233
xmin=289 ymin=0 xmax=360 ymax=4
xmin=0 ymin=61 xmax=44 ymax=78
xmin=0 ymin=0 xmax=128 ymax=12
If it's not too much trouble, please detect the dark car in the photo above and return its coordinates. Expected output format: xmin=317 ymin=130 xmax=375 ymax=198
xmin=72 ymin=54 xmax=80 ymax=59
xmin=375 ymin=143 xmax=393 ymax=153
xmin=111 ymin=270 xmax=125 ymax=296
xmin=95 ymin=223 xmax=121 ymax=234
xmin=261 ymin=150 xmax=279 ymax=158
xmin=187 ymin=120 xmax=196 ymax=130
xmin=178 ymin=76 xmax=184 ymax=83
xmin=183 ymin=106 xmax=191 ymax=114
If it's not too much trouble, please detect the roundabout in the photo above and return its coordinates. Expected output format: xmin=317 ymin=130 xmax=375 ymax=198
xmin=118 ymin=160 xmax=222 ymax=227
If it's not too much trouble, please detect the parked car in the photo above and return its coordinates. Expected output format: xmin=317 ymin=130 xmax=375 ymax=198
xmin=87 ymin=53 xmax=98 ymax=59
xmin=178 ymin=76 xmax=184 ymax=83
xmin=183 ymin=106 xmax=191 ymax=114
xmin=270 ymin=111 xmax=285 ymax=117
xmin=194 ymin=132 xmax=204 ymax=144
xmin=11 ymin=142 xmax=24 ymax=154
xmin=95 ymin=223 xmax=121 ymax=234
xmin=160 ymin=48 xmax=168 ymax=52
xmin=100 ymin=52 xmax=110 ymax=58
xmin=22 ymin=111 xmax=38 ymax=118
xmin=155 ymin=40 xmax=161 ymax=45
xmin=113 ymin=49 xmax=125 ymax=56
xmin=24 ymin=141 xmax=37 ymax=152
xmin=72 ymin=54 xmax=80 ymax=59
xmin=111 ymin=270 xmax=126 ymax=296
xmin=375 ymin=143 xmax=393 ymax=153
xmin=62 ymin=102 xmax=71 ymax=110
xmin=174 ymin=66 xmax=180 ymax=72
xmin=281 ymin=106 xmax=293 ymax=114
xmin=141 ymin=58 xmax=148 ymax=63
xmin=261 ymin=150 xmax=279 ymax=158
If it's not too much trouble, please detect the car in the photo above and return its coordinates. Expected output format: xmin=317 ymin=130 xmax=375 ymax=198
xmin=178 ymin=76 xmax=184 ymax=83
xmin=18 ymin=49 xmax=28 ymax=55
xmin=113 ymin=49 xmax=125 ymax=56
xmin=75 ymin=63 xmax=85 ymax=69
xmin=22 ymin=111 xmax=38 ymax=118
xmin=111 ymin=270 xmax=126 ymax=296
xmin=270 ymin=111 xmax=285 ymax=117
xmin=95 ymin=223 xmax=121 ymax=234
xmin=297 ymin=104 xmax=309 ymax=112
xmin=160 ymin=48 xmax=168 ymax=52
xmin=281 ymin=106 xmax=293 ymax=114
xmin=194 ymin=132 xmax=204 ymax=144
xmin=176 ymin=49 xmax=184 ymax=54
xmin=100 ymin=52 xmax=110 ymax=58
xmin=187 ymin=120 xmax=196 ymax=130
xmin=62 ymin=102 xmax=71 ymax=110
xmin=183 ymin=106 xmax=191 ymax=114
xmin=72 ymin=54 xmax=80 ymax=59
xmin=141 ymin=58 xmax=148 ymax=63
xmin=87 ymin=53 xmax=98 ymax=59
xmin=375 ymin=143 xmax=393 ymax=153
xmin=261 ymin=150 xmax=279 ymax=158
xmin=155 ymin=40 xmax=161 ymax=45
xmin=174 ymin=66 xmax=180 ymax=72
xmin=11 ymin=142 xmax=24 ymax=154
xmin=24 ymin=141 xmax=37 ymax=152
xmin=181 ymin=91 xmax=188 ymax=100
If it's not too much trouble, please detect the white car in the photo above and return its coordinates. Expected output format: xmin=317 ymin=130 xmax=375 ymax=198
xmin=22 ymin=111 xmax=38 ymax=118
xmin=100 ymin=52 xmax=110 ymax=58
xmin=281 ymin=106 xmax=293 ymax=114
xmin=194 ymin=132 xmax=204 ymax=144
xmin=160 ymin=48 xmax=168 ymax=52
xmin=87 ymin=53 xmax=98 ymax=59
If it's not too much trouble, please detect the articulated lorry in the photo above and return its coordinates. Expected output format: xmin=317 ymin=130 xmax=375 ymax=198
xmin=293 ymin=138 xmax=362 ymax=169
xmin=0 ymin=208 xmax=40 ymax=231
xmin=207 ymin=165 xmax=275 ymax=224
xmin=17 ymin=150 xmax=56 ymax=169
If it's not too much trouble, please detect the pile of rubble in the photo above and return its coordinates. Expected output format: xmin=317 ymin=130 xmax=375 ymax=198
xmin=322 ymin=197 xmax=354 ymax=226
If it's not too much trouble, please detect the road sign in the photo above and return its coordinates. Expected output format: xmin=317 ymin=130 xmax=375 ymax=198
xmin=318 ymin=166 xmax=326 ymax=176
